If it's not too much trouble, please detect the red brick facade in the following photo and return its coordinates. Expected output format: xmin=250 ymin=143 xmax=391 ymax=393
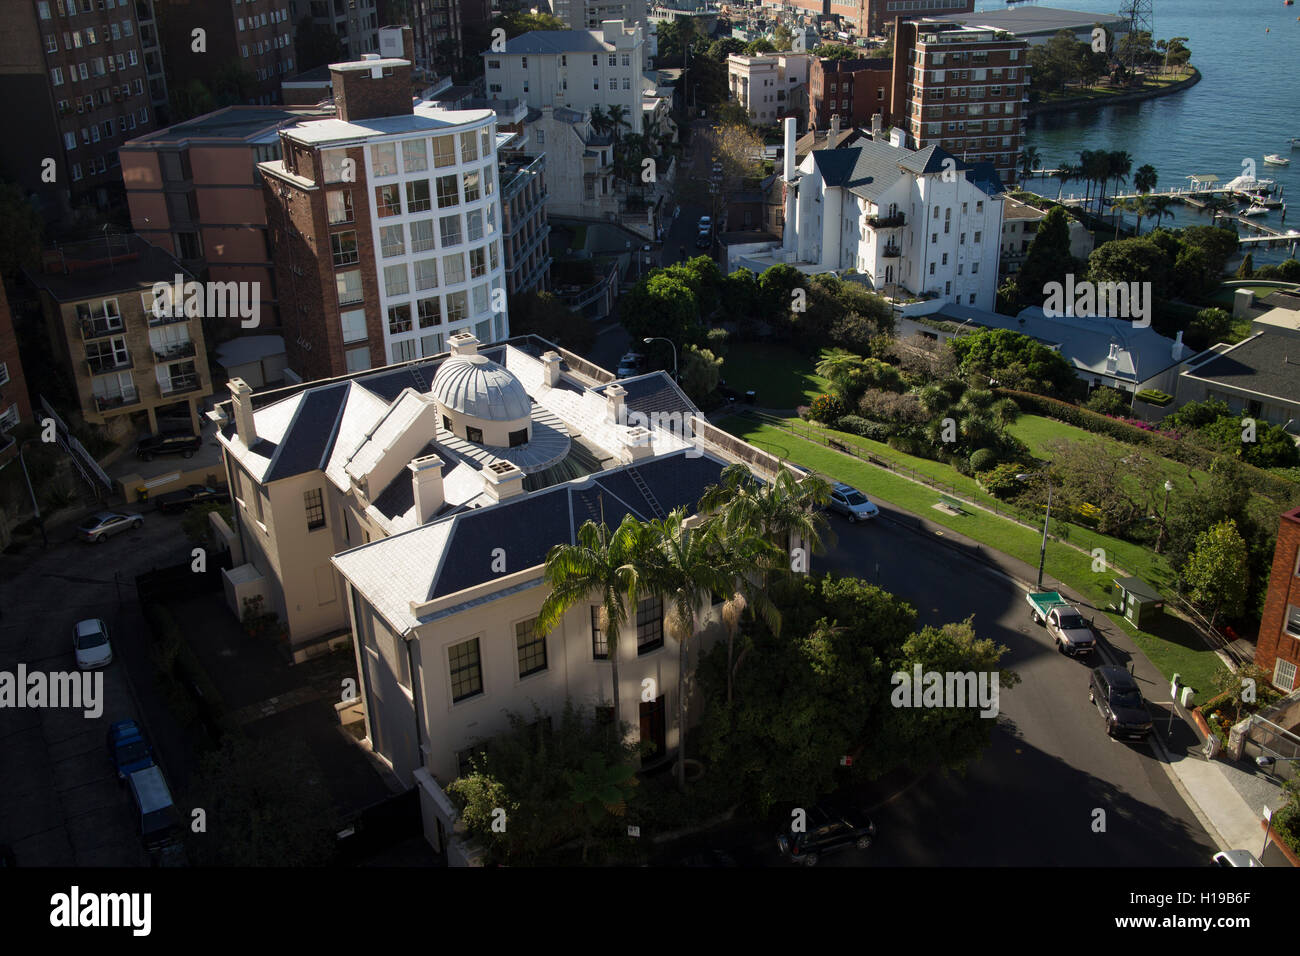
xmin=1256 ymin=508 xmax=1300 ymax=692
xmin=810 ymin=56 xmax=892 ymax=130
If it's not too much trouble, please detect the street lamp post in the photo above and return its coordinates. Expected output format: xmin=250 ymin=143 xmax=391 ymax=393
xmin=643 ymin=336 xmax=678 ymax=382
xmin=1156 ymin=479 xmax=1174 ymax=553
xmin=1017 ymin=470 xmax=1053 ymax=590
xmin=17 ymin=440 xmax=49 ymax=549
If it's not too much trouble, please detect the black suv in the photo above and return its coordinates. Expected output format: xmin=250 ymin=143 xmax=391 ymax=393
xmin=154 ymin=484 xmax=225 ymax=514
xmin=777 ymin=803 xmax=876 ymax=866
xmin=136 ymin=432 xmax=202 ymax=461
xmin=1089 ymin=665 xmax=1154 ymax=739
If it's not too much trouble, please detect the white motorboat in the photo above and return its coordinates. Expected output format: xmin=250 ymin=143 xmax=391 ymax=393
xmin=1241 ymin=204 xmax=1269 ymax=217
xmin=1263 ymin=153 xmax=1290 ymax=166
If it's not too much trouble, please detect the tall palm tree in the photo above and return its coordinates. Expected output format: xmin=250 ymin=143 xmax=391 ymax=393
xmin=1106 ymin=150 xmax=1133 ymax=210
xmin=1077 ymin=150 xmax=1097 ymax=205
xmin=1146 ymin=195 xmax=1174 ymax=231
xmin=606 ymin=104 xmax=630 ymax=145
xmin=1133 ymin=163 xmax=1158 ymax=195
xmin=1110 ymin=197 xmax=1135 ymax=239
xmin=588 ymin=105 xmax=610 ymax=139
xmin=1017 ymin=146 xmax=1041 ymax=185
xmin=1054 ymin=162 xmax=1077 ymax=200
xmin=535 ymin=513 xmax=652 ymax=741
xmin=639 ymin=509 xmax=754 ymax=791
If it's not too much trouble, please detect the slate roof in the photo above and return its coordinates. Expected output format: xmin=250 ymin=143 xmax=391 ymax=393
xmin=498 ymin=30 xmax=611 ymax=55
xmin=263 ymin=382 xmax=351 ymax=483
xmin=1180 ymin=332 xmax=1300 ymax=404
xmin=593 ymin=372 xmax=700 ymax=422
xmin=331 ymin=451 xmax=728 ymax=633
xmin=810 ymin=139 xmax=992 ymax=203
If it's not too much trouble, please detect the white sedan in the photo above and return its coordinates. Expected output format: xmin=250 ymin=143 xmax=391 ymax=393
xmin=73 ymin=618 xmax=113 ymax=670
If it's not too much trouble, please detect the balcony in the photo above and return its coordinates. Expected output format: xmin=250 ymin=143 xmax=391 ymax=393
xmin=880 ymin=244 xmax=901 ymax=259
xmin=81 ymin=317 xmax=125 ymax=339
xmin=95 ymin=389 xmax=140 ymax=413
xmin=87 ymin=355 xmax=134 ymax=376
xmin=153 ymin=341 xmax=196 ymax=363
xmin=867 ymin=212 xmax=905 ymax=230
xmin=148 ymin=309 xmax=189 ymax=327
xmin=159 ymin=374 xmax=202 ymax=398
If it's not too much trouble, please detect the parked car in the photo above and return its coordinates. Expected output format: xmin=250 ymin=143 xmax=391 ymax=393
xmin=695 ymin=232 xmax=711 ymax=249
xmin=107 ymin=719 xmax=154 ymax=781
xmin=697 ymin=215 xmax=711 ymax=232
xmin=126 ymin=764 xmax=181 ymax=850
xmin=154 ymin=484 xmax=225 ymax=514
xmin=1026 ymin=592 xmax=1096 ymax=656
xmin=777 ymin=803 xmax=876 ymax=866
xmin=616 ymin=352 xmax=644 ymax=377
xmin=73 ymin=618 xmax=113 ymax=670
xmin=827 ymin=481 xmax=880 ymax=523
xmin=78 ymin=510 xmax=143 ymax=543
xmin=1089 ymin=665 xmax=1153 ymax=739
xmin=135 ymin=432 xmax=202 ymax=461
xmin=1212 ymin=850 xmax=1263 ymax=867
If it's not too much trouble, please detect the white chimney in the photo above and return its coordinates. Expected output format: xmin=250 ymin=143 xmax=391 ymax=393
xmin=542 ymin=350 xmax=563 ymax=387
xmin=1105 ymin=343 xmax=1119 ymax=375
xmin=605 ymin=383 xmax=627 ymax=424
xmin=829 ymin=113 xmax=840 ymax=144
xmin=621 ymin=425 xmax=654 ymax=463
xmin=449 ymin=331 xmax=479 ymax=357
xmin=483 ymin=460 xmax=525 ymax=501
xmin=229 ymin=378 xmax=258 ymax=448
xmin=889 ymin=126 xmax=904 ymax=149
xmin=871 ymin=112 xmax=883 ymax=136
xmin=1172 ymin=330 xmax=1189 ymax=362
xmin=409 ymin=453 xmax=445 ymax=524
xmin=782 ymin=116 xmax=797 ymax=180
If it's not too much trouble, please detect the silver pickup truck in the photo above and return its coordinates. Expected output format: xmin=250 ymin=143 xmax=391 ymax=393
xmin=1027 ymin=591 xmax=1096 ymax=657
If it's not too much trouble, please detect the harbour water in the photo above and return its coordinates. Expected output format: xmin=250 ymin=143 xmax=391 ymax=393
xmin=988 ymin=0 xmax=1300 ymax=260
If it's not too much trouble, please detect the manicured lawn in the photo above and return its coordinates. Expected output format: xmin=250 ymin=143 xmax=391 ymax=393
xmin=719 ymin=416 xmax=1227 ymax=697
xmin=721 ymin=342 xmax=829 ymax=410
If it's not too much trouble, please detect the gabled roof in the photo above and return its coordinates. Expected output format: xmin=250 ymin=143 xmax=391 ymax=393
xmin=498 ymin=30 xmax=611 ymax=55
xmin=263 ymin=382 xmax=351 ymax=483
xmin=810 ymin=137 xmax=1001 ymax=203
xmin=331 ymin=451 xmax=728 ymax=633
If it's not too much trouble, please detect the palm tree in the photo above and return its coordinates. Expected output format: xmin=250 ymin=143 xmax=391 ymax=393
xmin=1054 ymin=162 xmax=1077 ymax=200
xmin=1077 ymin=150 xmax=1097 ymax=205
xmin=535 ymin=513 xmax=651 ymax=741
xmin=814 ymin=347 xmax=866 ymax=398
xmin=588 ymin=105 xmax=610 ymax=139
xmin=1017 ymin=146 xmax=1041 ymax=185
xmin=1133 ymin=163 xmax=1158 ymax=195
xmin=1106 ymin=150 xmax=1133 ymax=210
xmin=606 ymin=104 xmax=630 ymax=145
xmin=1147 ymin=195 xmax=1174 ymax=231
xmin=639 ymin=509 xmax=755 ymax=791
xmin=1110 ymin=197 xmax=1135 ymax=239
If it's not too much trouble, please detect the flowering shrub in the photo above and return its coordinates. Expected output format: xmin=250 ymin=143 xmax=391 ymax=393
xmin=807 ymin=393 xmax=847 ymax=423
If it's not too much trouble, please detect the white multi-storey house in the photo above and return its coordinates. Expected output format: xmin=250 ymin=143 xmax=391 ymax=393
xmin=727 ymin=52 xmax=811 ymax=128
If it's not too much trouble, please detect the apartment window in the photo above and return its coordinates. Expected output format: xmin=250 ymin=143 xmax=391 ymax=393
xmin=432 ymin=134 xmax=455 ymax=168
xmin=590 ymin=607 xmax=608 ymax=659
xmin=51 ymin=66 xmax=65 ymax=86
xmin=445 ymin=289 xmax=467 ymax=323
xmin=322 ymin=149 xmax=350 ymax=183
xmin=64 ymin=131 xmax=76 ymax=150
xmin=421 ymin=332 xmax=443 ymax=357
xmin=370 ymin=225 xmax=402 ymax=260
xmin=969 ymin=294 xmax=976 ymax=305
xmin=435 ymin=175 xmax=459 ymax=208
xmin=609 ymin=79 xmax=617 ymax=91
xmin=622 ymin=53 xmax=630 ymax=67
xmin=945 ymin=282 xmax=952 ymax=295
xmin=463 ymin=170 xmax=480 ymax=203
xmin=408 ymin=218 xmax=435 ymax=253
xmin=929 ymin=262 xmax=935 ymax=276
xmin=439 ymin=214 xmax=462 ymax=247
xmin=972 ymin=262 xmax=979 ymax=274
xmin=449 ymin=637 xmax=483 ymax=702
xmin=469 ymin=247 xmax=486 ymax=278
xmin=417 ymin=296 xmax=441 ymax=328
xmin=370 ymin=142 xmax=397 ymax=176
xmin=402 ymin=138 xmax=428 ymax=173
xmin=330 ymin=231 xmax=359 ymax=267
xmin=345 ymin=345 xmax=370 ymax=372
xmin=487 ymin=59 xmax=500 ymax=69
xmin=1286 ymin=604 xmax=1300 ymax=638
xmin=340 ymin=309 xmax=367 ymax=344
xmin=483 ymin=164 xmax=494 ymax=196
xmin=383 ymin=264 xmax=409 ymax=297
xmin=931 ymin=233 xmax=937 ymax=244
xmin=46 ymin=34 xmax=58 ymax=53
xmin=374 ymin=183 xmax=401 ymax=218
xmin=1275 ymin=656 xmax=1298 ymax=692
xmin=974 ymin=231 xmax=981 ymax=243
xmin=976 ymin=201 xmax=983 ymax=213
xmin=489 ymin=242 xmax=499 ymax=271
xmin=515 ymin=618 xmax=547 ymax=678
xmin=465 ymin=210 xmax=483 ymax=242
xmin=387 ymin=303 xmax=412 ymax=334
xmin=405 ymin=179 xmax=431 ymax=213
xmin=461 ymin=132 xmax=478 ymax=164
xmin=941 ymin=253 xmax=948 ymax=266
xmin=38 ymin=1 xmax=51 ymax=19
xmin=336 ymin=269 xmax=363 ymax=305
xmin=636 ymin=596 xmax=663 ymax=654
xmin=944 ymin=221 xmax=950 ymax=235
xmin=303 ymin=488 xmax=326 ymax=530
xmin=413 ymin=258 xmax=438 ymax=291
xmin=592 ymin=54 xmax=598 ymax=66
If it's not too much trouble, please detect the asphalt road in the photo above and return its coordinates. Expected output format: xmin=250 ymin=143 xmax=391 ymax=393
xmin=701 ymin=501 xmax=1218 ymax=867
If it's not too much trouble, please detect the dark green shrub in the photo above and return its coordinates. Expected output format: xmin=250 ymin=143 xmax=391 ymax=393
xmin=977 ymin=462 xmax=1027 ymax=499
xmin=969 ymin=447 xmax=1000 ymax=473
xmin=834 ymin=415 xmax=895 ymax=442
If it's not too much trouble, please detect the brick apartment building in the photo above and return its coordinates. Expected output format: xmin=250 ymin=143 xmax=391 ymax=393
xmin=28 ymin=235 xmax=213 ymax=437
xmin=1257 ymin=508 xmax=1300 ymax=693
xmin=154 ymin=0 xmax=297 ymax=106
xmin=0 ymin=0 xmax=165 ymax=217
xmin=121 ymin=103 xmax=334 ymax=335
xmin=260 ymin=50 xmax=509 ymax=382
xmin=303 ymin=0 xmax=381 ymax=60
xmin=378 ymin=0 xmax=491 ymax=78
xmin=848 ymin=0 xmax=972 ymax=37
xmin=0 ymin=285 xmax=34 ymax=464
xmin=890 ymin=17 xmax=1028 ymax=185
xmin=809 ymin=56 xmax=891 ymax=130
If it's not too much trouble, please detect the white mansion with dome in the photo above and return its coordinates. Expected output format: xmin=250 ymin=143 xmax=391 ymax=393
xmin=211 ymin=333 xmax=792 ymax=858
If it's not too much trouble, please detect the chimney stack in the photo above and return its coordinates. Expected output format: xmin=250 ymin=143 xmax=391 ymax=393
xmin=621 ymin=425 xmax=654 ymax=463
xmin=871 ymin=112 xmax=883 ymax=136
xmin=409 ymin=453 xmax=445 ymax=524
xmin=229 ymin=378 xmax=258 ymax=448
xmin=829 ymin=113 xmax=841 ymax=144
xmin=782 ymin=116 xmax=798 ymax=180
xmin=604 ymin=383 xmax=627 ymax=424
xmin=449 ymin=331 xmax=480 ymax=357
xmin=483 ymin=460 xmax=525 ymax=502
xmin=542 ymin=351 xmax=563 ymax=387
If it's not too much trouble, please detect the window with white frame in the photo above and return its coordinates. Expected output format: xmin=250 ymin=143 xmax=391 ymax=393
xmin=340 ymin=309 xmax=367 ymax=344
xmin=1275 ymin=657 xmax=1297 ymax=692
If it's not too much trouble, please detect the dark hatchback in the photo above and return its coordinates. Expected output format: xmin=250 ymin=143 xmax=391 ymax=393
xmin=777 ymin=803 xmax=876 ymax=866
xmin=1089 ymin=665 xmax=1154 ymax=739
xmin=154 ymin=484 xmax=225 ymax=514
xmin=135 ymin=432 xmax=202 ymax=461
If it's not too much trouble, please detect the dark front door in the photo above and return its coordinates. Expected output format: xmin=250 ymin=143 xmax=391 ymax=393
xmin=639 ymin=696 xmax=666 ymax=766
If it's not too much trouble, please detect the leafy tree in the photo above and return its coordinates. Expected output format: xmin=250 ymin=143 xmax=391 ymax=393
xmin=1190 ymin=307 xmax=1232 ymax=345
xmin=1016 ymin=206 xmax=1076 ymax=308
xmin=744 ymin=38 xmax=776 ymax=56
xmin=188 ymin=734 xmax=339 ymax=866
xmin=1086 ymin=236 xmax=1173 ymax=299
xmin=679 ymin=345 xmax=722 ymax=403
xmin=1044 ymin=438 xmax=1164 ymax=538
xmin=706 ymin=38 xmax=746 ymax=60
xmin=169 ymin=78 xmax=216 ymax=123
xmin=772 ymin=23 xmax=794 ymax=50
xmin=1183 ymin=519 xmax=1250 ymax=625
xmin=498 ymin=10 xmax=565 ymax=37
xmin=948 ymin=328 xmax=1081 ymax=398
xmin=1084 ymin=386 xmax=1130 ymax=417
xmin=756 ymin=262 xmax=805 ymax=330
xmin=618 ymin=271 xmax=699 ymax=345
xmin=508 ymin=291 xmax=595 ymax=353
xmin=1179 ymin=225 xmax=1239 ymax=278
xmin=565 ymin=753 xmax=638 ymax=862
xmin=1235 ymin=253 xmax=1254 ymax=279
xmin=812 ymin=44 xmax=860 ymax=60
